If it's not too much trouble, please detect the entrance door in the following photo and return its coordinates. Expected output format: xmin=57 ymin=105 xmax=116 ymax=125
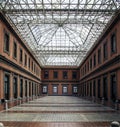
xmin=4 ymin=74 xmax=10 ymax=100
xmin=62 ymin=86 xmax=68 ymax=95
xmin=42 ymin=86 xmax=47 ymax=94
xmin=53 ymin=86 xmax=58 ymax=95
xmin=73 ymin=86 xmax=78 ymax=94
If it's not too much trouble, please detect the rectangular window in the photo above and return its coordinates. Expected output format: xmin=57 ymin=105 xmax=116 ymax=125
xmin=103 ymin=42 xmax=108 ymax=60
xmin=93 ymin=80 xmax=96 ymax=97
xmin=4 ymin=32 xmax=10 ymax=52
xmin=73 ymin=86 xmax=78 ymax=94
xmin=111 ymin=33 xmax=116 ymax=53
xmin=53 ymin=71 xmax=58 ymax=79
xmin=29 ymin=82 xmax=31 ymax=97
xmin=85 ymin=65 xmax=86 ymax=74
xmin=90 ymin=58 xmax=92 ymax=70
xmin=88 ymin=61 xmax=89 ymax=72
xmin=62 ymin=86 xmax=68 ymax=94
xmin=84 ymin=83 xmax=86 ymax=96
xmin=98 ymin=48 xmax=101 ymax=64
xmin=25 ymin=80 xmax=27 ymax=97
xmin=28 ymin=58 xmax=31 ymax=69
xmin=87 ymin=83 xmax=89 ymax=96
xmin=24 ymin=54 xmax=27 ymax=66
xmin=111 ymin=74 xmax=117 ymax=101
xmin=20 ymin=48 xmax=23 ymax=62
xmin=103 ymin=77 xmax=108 ymax=100
xmin=4 ymin=74 xmax=10 ymax=100
xmin=13 ymin=41 xmax=17 ymax=58
xmin=52 ymin=85 xmax=58 ymax=94
xmin=44 ymin=71 xmax=49 ymax=79
xmin=97 ymin=79 xmax=101 ymax=98
xmin=72 ymin=71 xmax=77 ymax=79
xmin=34 ymin=64 xmax=36 ymax=73
xmin=42 ymin=86 xmax=47 ymax=94
xmin=90 ymin=81 xmax=92 ymax=96
xmin=82 ymin=68 xmax=84 ymax=76
xmin=94 ymin=54 xmax=96 ymax=67
xmin=13 ymin=77 xmax=17 ymax=98
xmin=63 ymin=71 xmax=68 ymax=79
xmin=20 ymin=79 xmax=23 ymax=98
xmin=32 ymin=83 xmax=34 ymax=96
xmin=32 ymin=61 xmax=33 ymax=71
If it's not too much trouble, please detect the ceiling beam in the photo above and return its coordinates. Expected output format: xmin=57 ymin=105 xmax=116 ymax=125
xmin=2 ymin=8 xmax=117 ymax=14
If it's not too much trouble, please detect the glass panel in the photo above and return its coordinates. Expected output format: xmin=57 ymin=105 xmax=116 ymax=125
xmin=25 ymin=81 xmax=27 ymax=97
xmin=73 ymin=86 xmax=78 ymax=93
xmin=98 ymin=79 xmax=101 ymax=98
xmin=103 ymin=77 xmax=108 ymax=100
xmin=13 ymin=77 xmax=17 ymax=98
xmin=43 ymin=86 xmax=47 ymax=93
xmin=63 ymin=86 xmax=68 ymax=93
xmin=111 ymin=74 xmax=117 ymax=101
xmin=13 ymin=42 xmax=17 ymax=58
xmin=20 ymin=79 xmax=23 ymax=98
xmin=29 ymin=82 xmax=31 ymax=96
xmin=63 ymin=71 xmax=68 ymax=79
xmin=4 ymin=74 xmax=10 ymax=100
xmin=53 ymin=86 xmax=57 ymax=94
xmin=44 ymin=71 xmax=49 ymax=78
xmin=4 ymin=32 xmax=9 ymax=52
xmin=111 ymin=33 xmax=116 ymax=53
xmin=1 ymin=0 xmax=119 ymax=66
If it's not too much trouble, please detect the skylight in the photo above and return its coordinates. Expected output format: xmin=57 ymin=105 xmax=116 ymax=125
xmin=0 ymin=0 xmax=120 ymax=67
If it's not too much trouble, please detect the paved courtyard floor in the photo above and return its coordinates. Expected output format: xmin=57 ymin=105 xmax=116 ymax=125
xmin=0 ymin=96 xmax=120 ymax=127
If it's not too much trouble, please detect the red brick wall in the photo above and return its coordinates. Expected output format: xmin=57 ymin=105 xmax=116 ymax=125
xmin=0 ymin=14 xmax=41 ymax=111
xmin=79 ymin=12 xmax=120 ymax=109
xmin=41 ymin=68 xmax=79 ymax=95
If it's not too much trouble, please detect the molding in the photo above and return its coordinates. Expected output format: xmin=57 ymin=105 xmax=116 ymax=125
xmin=51 ymin=84 xmax=59 ymax=86
xmin=42 ymin=80 xmax=79 ymax=83
xmin=0 ymin=55 xmax=41 ymax=82
xmin=41 ymin=68 xmax=79 ymax=70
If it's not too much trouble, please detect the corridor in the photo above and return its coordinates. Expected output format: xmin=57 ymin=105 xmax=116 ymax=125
xmin=0 ymin=96 xmax=120 ymax=127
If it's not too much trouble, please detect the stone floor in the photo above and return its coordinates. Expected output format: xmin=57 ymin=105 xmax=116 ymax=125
xmin=0 ymin=96 xmax=120 ymax=127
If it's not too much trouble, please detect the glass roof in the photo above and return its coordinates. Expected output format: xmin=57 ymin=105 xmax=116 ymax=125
xmin=0 ymin=0 xmax=120 ymax=67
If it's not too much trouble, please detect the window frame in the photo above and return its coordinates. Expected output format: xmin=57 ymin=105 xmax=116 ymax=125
xmin=93 ymin=54 xmax=96 ymax=67
xmin=4 ymin=30 xmax=10 ymax=54
xmin=52 ymin=84 xmax=58 ymax=94
xmin=110 ymin=73 xmax=117 ymax=102
xmin=90 ymin=58 xmax=92 ymax=70
xmin=19 ymin=48 xmax=23 ymax=63
xmin=72 ymin=71 xmax=77 ymax=79
xmin=25 ymin=80 xmax=28 ymax=97
xmin=103 ymin=76 xmax=108 ymax=100
xmin=111 ymin=32 xmax=117 ymax=54
xmin=20 ymin=78 xmax=23 ymax=98
xmin=28 ymin=57 xmax=31 ymax=69
xmin=13 ymin=76 xmax=18 ymax=99
xmin=97 ymin=78 xmax=101 ymax=98
xmin=24 ymin=53 xmax=27 ymax=67
xmin=63 ymin=71 xmax=68 ymax=79
xmin=98 ymin=48 xmax=101 ymax=64
xmin=103 ymin=41 xmax=108 ymax=60
xmin=4 ymin=73 xmax=10 ymax=100
xmin=44 ymin=70 xmax=49 ymax=79
xmin=53 ymin=71 xmax=58 ymax=79
xmin=42 ymin=85 xmax=48 ymax=94
xmin=72 ymin=85 xmax=78 ymax=94
xmin=62 ymin=85 xmax=68 ymax=94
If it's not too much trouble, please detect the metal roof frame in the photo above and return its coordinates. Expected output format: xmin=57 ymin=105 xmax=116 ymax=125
xmin=0 ymin=0 xmax=120 ymax=67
